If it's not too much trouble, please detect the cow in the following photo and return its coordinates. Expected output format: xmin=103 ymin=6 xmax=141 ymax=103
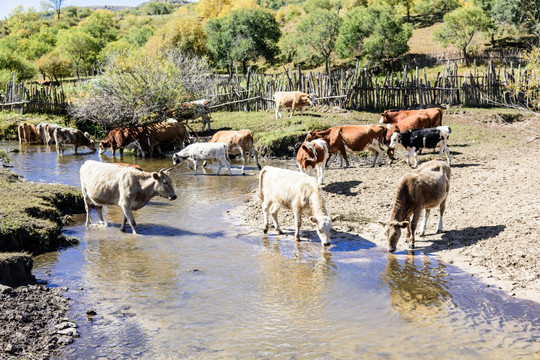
xmin=380 ymin=108 xmax=443 ymax=127
xmin=274 ymin=91 xmax=315 ymax=119
xmin=145 ymin=119 xmax=188 ymax=156
xmin=168 ymin=100 xmax=212 ymax=132
xmin=172 ymin=142 xmax=231 ymax=175
xmin=385 ymin=114 xmax=432 ymax=144
xmin=99 ymin=126 xmax=147 ymax=157
xmin=80 ymin=160 xmax=177 ymax=235
xmin=389 ymin=126 xmax=452 ymax=167
xmin=17 ymin=122 xmax=41 ymax=144
xmin=296 ymin=138 xmax=329 ymax=184
xmin=44 ymin=123 xmax=61 ymax=145
xmin=382 ymin=160 xmax=451 ymax=252
xmin=53 ymin=127 xmax=96 ymax=155
xmin=206 ymin=130 xmax=260 ymax=175
xmin=306 ymin=125 xmax=391 ymax=168
xmin=259 ymin=166 xmax=339 ymax=246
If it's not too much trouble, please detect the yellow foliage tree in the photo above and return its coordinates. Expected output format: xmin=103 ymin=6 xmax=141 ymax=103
xmin=145 ymin=17 xmax=206 ymax=57
xmin=199 ymin=0 xmax=258 ymax=19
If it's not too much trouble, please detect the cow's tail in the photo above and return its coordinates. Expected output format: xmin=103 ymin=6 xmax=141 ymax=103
xmin=259 ymin=167 xmax=267 ymax=202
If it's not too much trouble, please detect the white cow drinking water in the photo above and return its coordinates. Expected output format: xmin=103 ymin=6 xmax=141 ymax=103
xmin=259 ymin=166 xmax=338 ymax=246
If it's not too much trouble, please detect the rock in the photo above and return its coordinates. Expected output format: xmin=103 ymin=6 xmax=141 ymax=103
xmin=57 ymin=336 xmax=73 ymax=346
xmin=57 ymin=328 xmax=79 ymax=337
xmin=86 ymin=309 xmax=97 ymax=316
xmin=55 ymin=321 xmax=77 ymax=330
xmin=0 ymin=285 xmax=12 ymax=295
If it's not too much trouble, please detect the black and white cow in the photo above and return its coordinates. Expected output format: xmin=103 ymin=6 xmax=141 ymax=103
xmin=389 ymin=126 xmax=451 ymax=167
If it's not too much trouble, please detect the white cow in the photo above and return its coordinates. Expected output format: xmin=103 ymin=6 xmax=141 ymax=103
xmin=259 ymin=166 xmax=338 ymax=246
xmin=80 ymin=160 xmax=177 ymax=235
xmin=172 ymin=142 xmax=231 ymax=175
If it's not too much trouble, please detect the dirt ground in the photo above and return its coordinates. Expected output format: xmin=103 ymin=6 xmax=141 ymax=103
xmin=235 ymin=110 xmax=540 ymax=303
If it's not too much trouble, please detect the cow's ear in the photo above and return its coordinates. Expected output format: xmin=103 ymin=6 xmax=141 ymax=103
xmin=309 ymin=216 xmax=318 ymax=224
xmin=152 ymin=172 xmax=160 ymax=180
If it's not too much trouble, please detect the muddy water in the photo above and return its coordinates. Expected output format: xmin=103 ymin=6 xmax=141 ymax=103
xmin=2 ymin=142 xmax=540 ymax=359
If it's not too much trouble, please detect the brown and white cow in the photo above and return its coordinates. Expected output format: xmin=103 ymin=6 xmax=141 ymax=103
xmin=380 ymin=108 xmax=443 ymax=127
xmin=206 ymin=130 xmax=260 ymax=174
xmin=145 ymin=119 xmax=188 ymax=156
xmin=100 ymin=126 xmax=147 ymax=157
xmin=54 ymin=127 xmax=96 ymax=155
xmin=382 ymin=160 xmax=451 ymax=252
xmin=80 ymin=160 xmax=176 ymax=235
xmin=274 ymin=91 xmax=315 ymax=119
xmin=18 ymin=122 xmax=41 ymax=145
xmin=296 ymin=138 xmax=329 ymax=184
xmin=306 ymin=125 xmax=391 ymax=168
xmin=259 ymin=166 xmax=338 ymax=246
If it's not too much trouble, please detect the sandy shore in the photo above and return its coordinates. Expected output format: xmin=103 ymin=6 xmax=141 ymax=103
xmin=234 ymin=110 xmax=540 ymax=303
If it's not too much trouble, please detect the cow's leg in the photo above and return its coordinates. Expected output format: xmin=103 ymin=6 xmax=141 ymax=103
xmin=289 ymin=105 xmax=295 ymax=118
xmin=240 ymin=148 xmax=247 ymax=175
xmin=83 ymin=194 xmax=92 ymax=227
xmin=408 ymin=209 xmax=422 ymax=249
xmin=95 ymin=206 xmax=107 ymax=226
xmin=275 ymin=105 xmax=282 ymax=120
xmin=270 ymin=205 xmax=283 ymax=234
xmin=224 ymin=157 xmax=232 ymax=176
xmin=370 ymin=150 xmax=378 ymax=168
xmin=293 ymin=209 xmax=302 ymax=241
xmin=193 ymin=160 xmax=199 ymax=175
xmin=437 ymin=199 xmax=446 ymax=234
xmin=74 ymin=146 xmax=78 ymax=154
xmin=120 ymin=204 xmax=138 ymax=235
xmin=317 ymin=163 xmax=324 ymax=184
xmin=418 ymin=209 xmax=430 ymax=236
xmin=406 ymin=147 xmax=415 ymax=166
xmin=413 ymin=151 xmax=419 ymax=168
xmin=251 ymin=147 xmax=261 ymax=170
xmin=262 ymin=200 xmax=270 ymax=234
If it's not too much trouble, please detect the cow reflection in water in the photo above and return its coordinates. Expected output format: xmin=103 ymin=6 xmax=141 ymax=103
xmin=381 ymin=254 xmax=452 ymax=322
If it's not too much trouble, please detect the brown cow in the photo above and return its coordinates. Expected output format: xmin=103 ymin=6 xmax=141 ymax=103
xmin=145 ymin=119 xmax=188 ymax=156
xmin=54 ymin=127 xmax=96 ymax=155
xmin=380 ymin=108 xmax=443 ymax=127
xmin=100 ymin=126 xmax=146 ymax=157
xmin=274 ymin=91 xmax=315 ymax=119
xmin=206 ymin=130 xmax=260 ymax=174
xmin=382 ymin=160 xmax=450 ymax=252
xmin=306 ymin=125 xmax=390 ymax=168
xmin=296 ymin=138 xmax=329 ymax=184
xmin=18 ymin=122 xmax=41 ymax=144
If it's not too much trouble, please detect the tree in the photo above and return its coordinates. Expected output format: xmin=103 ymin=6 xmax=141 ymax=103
xmin=78 ymin=10 xmax=118 ymax=48
xmin=434 ymin=6 xmax=492 ymax=64
xmin=336 ymin=5 xmax=412 ymax=61
xmin=293 ymin=9 xmax=341 ymax=69
xmin=56 ymin=28 xmax=100 ymax=78
xmin=0 ymin=50 xmax=36 ymax=81
xmin=35 ymin=51 xmax=72 ymax=81
xmin=146 ymin=17 xmax=205 ymax=56
xmin=42 ymin=0 xmax=65 ymax=20
xmin=490 ymin=0 xmax=540 ymax=44
xmin=199 ymin=0 xmax=258 ymax=19
xmin=414 ymin=0 xmax=460 ymax=18
xmin=303 ymin=0 xmax=333 ymax=13
xmin=206 ymin=8 xmax=281 ymax=73
xmin=69 ymin=49 xmax=212 ymax=127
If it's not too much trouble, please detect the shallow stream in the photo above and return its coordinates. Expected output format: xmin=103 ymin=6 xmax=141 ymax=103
xmin=2 ymin=142 xmax=539 ymax=359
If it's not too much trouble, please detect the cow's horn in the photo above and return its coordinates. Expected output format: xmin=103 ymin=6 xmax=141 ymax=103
xmin=159 ymin=167 xmax=174 ymax=174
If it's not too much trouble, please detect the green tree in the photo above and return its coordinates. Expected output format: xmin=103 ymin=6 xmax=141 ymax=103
xmin=293 ymin=9 xmax=341 ymax=69
xmin=336 ymin=5 xmax=412 ymax=61
xmin=206 ymin=8 xmax=281 ymax=73
xmin=42 ymin=0 xmax=65 ymax=20
xmin=490 ymin=0 xmax=540 ymax=43
xmin=35 ymin=51 xmax=72 ymax=81
xmin=0 ymin=50 xmax=36 ymax=81
xmin=78 ymin=10 xmax=118 ymax=48
xmin=303 ymin=0 xmax=333 ymax=13
xmin=142 ymin=2 xmax=173 ymax=15
xmin=414 ymin=0 xmax=460 ymax=18
xmin=147 ymin=17 xmax=205 ymax=56
xmin=434 ymin=6 xmax=492 ymax=64
xmin=56 ymin=28 xmax=100 ymax=78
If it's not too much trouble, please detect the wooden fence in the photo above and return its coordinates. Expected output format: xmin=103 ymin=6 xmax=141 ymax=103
xmin=208 ymin=60 xmax=533 ymax=112
xmin=0 ymin=77 xmax=67 ymax=115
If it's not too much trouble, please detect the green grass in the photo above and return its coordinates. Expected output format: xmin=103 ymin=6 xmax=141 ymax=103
xmin=0 ymin=169 xmax=84 ymax=254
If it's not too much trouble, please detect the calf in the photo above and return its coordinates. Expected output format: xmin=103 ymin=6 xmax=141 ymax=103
xmin=296 ymin=138 xmax=329 ymax=184
xmin=80 ymin=160 xmax=176 ymax=235
xmin=18 ymin=122 xmax=41 ymax=144
xmin=145 ymin=119 xmax=188 ymax=156
xmin=389 ymin=126 xmax=452 ymax=167
xmin=385 ymin=114 xmax=431 ymax=144
xmin=382 ymin=160 xmax=451 ymax=252
xmin=306 ymin=125 xmax=390 ymax=168
xmin=206 ymin=130 xmax=260 ymax=174
xmin=54 ymin=127 xmax=96 ymax=155
xmin=172 ymin=142 xmax=231 ymax=175
xmin=380 ymin=108 xmax=443 ymax=127
xmin=274 ymin=91 xmax=315 ymax=119
xmin=259 ymin=166 xmax=338 ymax=246
xmin=99 ymin=126 xmax=146 ymax=157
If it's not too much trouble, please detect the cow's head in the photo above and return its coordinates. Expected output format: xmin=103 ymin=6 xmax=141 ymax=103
xmin=152 ymin=169 xmax=177 ymax=200
xmin=304 ymin=130 xmax=319 ymax=142
xmin=172 ymin=152 xmax=188 ymax=166
xmin=307 ymin=93 xmax=316 ymax=106
xmin=309 ymin=214 xmax=339 ymax=246
xmin=383 ymin=220 xmax=409 ymax=252
xmin=380 ymin=111 xmax=390 ymax=124
xmin=99 ymin=141 xmax=110 ymax=155
xmin=389 ymin=132 xmax=402 ymax=148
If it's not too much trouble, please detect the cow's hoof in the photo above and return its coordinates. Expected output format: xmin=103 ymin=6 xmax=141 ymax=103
xmin=436 ymin=229 xmax=444 ymax=234
xmin=263 ymin=228 xmax=268 ymax=234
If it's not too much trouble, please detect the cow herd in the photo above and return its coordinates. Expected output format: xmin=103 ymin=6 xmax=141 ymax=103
xmin=16 ymin=99 xmax=453 ymax=252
